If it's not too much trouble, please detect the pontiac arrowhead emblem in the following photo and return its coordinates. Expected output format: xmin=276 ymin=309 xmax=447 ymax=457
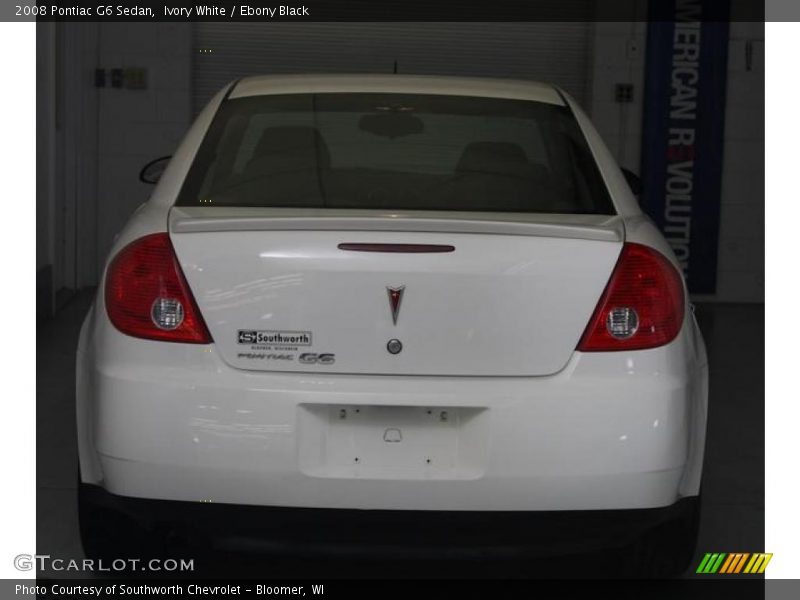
xmin=386 ymin=286 xmax=405 ymax=325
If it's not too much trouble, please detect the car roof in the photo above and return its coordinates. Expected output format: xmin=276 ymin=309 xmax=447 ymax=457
xmin=229 ymin=74 xmax=565 ymax=106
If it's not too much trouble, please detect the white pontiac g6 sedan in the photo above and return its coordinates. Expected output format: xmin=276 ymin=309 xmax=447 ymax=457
xmin=76 ymin=75 xmax=708 ymax=576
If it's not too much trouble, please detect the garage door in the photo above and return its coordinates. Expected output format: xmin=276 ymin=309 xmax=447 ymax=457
xmin=192 ymin=22 xmax=593 ymax=114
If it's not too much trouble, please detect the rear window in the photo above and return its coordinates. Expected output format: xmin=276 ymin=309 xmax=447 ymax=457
xmin=177 ymin=93 xmax=615 ymax=214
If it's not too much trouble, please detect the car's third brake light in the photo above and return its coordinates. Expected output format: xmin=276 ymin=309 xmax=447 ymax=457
xmin=105 ymin=233 xmax=212 ymax=344
xmin=577 ymin=243 xmax=684 ymax=352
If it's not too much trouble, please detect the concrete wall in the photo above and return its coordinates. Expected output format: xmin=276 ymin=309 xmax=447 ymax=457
xmin=61 ymin=23 xmax=99 ymax=292
xmin=36 ymin=22 xmax=192 ymax=295
xmin=36 ymin=23 xmax=55 ymax=317
xmin=36 ymin=23 xmax=54 ymax=273
xmin=715 ymin=21 xmax=764 ymax=303
xmin=588 ymin=21 xmax=648 ymax=176
xmin=588 ymin=17 xmax=764 ymax=303
xmin=37 ymin=22 xmax=99 ymax=310
xmin=93 ymin=23 xmax=192 ymax=282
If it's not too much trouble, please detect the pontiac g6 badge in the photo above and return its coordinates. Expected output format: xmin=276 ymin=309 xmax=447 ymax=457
xmin=387 ymin=286 xmax=405 ymax=325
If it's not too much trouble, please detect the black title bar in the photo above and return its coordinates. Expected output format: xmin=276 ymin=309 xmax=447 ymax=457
xmin=3 ymin=0 xmax=767 ymax=23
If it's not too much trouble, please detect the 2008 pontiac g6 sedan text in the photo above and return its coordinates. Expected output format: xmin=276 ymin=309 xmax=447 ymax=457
xmin=76 ymin=75 xmax=708 ymax=576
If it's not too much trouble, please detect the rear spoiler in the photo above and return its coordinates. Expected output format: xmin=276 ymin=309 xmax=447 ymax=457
xmin=169 ymin=207 xmax=624 ymax=243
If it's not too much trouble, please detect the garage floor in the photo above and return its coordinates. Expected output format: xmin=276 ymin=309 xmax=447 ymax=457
xmin=37 ymin=291 xmax=764 ymax=578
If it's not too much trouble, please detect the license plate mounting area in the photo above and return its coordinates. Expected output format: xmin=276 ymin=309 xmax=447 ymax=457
xmin=297 ymin=404 xmax=489 ymax=480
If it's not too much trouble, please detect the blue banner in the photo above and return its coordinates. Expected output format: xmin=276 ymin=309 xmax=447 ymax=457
xmin=641 ymin=0 xmax=730 ymax=294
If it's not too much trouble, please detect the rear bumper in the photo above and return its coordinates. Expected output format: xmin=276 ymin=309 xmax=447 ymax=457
xmin=81 ymin=483 xmax=698 ymax=559
xmin=77 ymin=307 xmax=708 ymax=512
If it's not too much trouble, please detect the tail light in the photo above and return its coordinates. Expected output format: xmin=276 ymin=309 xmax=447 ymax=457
xmin=577 ymin=243 xmax=684 ymax=352
xmin=105 ymin=233 xmax=212 ymax=344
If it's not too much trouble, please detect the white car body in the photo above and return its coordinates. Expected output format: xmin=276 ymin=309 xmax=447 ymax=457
xmin=76 ymin=75 xmax=708 ymax=562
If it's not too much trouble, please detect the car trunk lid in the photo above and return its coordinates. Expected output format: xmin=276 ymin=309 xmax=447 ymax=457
xmin=169 ymin=207 xmax=623 ymax=376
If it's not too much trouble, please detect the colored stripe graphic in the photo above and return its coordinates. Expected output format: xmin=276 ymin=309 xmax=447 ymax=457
xmin=711 ymin=553 xmax=726 ymax=573
xmin=696 ymin=553 xmax=714 ymax=573
xmin=719 ymin=553 xmax=749 ymax=573
xmin=697 ymin=553 xmax=773 ymax=574
xmin=733 ymin=553 xmax=751 ymax=574
xmin=744 ymin=553 xmax=773 ymax=574
xmin=697 ymin=553 xmax=726 ymax=573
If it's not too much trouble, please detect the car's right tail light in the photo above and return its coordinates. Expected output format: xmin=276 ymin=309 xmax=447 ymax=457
xmin=577 ymin=242 xmax=684 ymax=352
xmin=105 ymin=233 xmax=212 ymax=344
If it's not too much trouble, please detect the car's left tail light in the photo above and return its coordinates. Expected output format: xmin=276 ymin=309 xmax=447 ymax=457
xmin=105 ymin=233 xmax=212 ymax=343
